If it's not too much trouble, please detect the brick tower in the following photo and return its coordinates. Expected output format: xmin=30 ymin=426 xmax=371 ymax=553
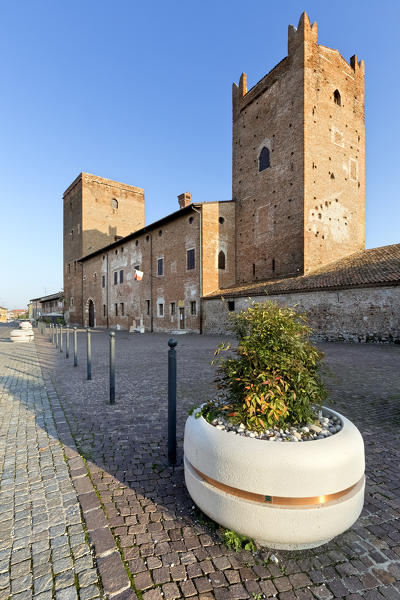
xmin=63 ymin=173 xmax=145 ymax=325
xmin=233 ymin=12 xmax=365 ymax=283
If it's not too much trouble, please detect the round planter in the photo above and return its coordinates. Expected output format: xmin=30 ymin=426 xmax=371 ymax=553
xmin=10 ymin=329 xmax=34 ymax=342
xmin=184 ymin=407 xmax=365 ymax=550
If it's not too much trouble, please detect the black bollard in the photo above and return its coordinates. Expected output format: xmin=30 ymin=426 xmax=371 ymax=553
xmin=110 ymin=332 xmax=115 ymax=404
xmin=66 ymin=326 xmax=70 ymax=359
xmin=60 ymin=325 xmax=63 ymax=353
xmin=87 ymin=328 xmax=92 ymax=380
xmin=168 ymin=338 xmax=177 ymax=465
xmin=73 ymin=327 xmax=78 ymax=367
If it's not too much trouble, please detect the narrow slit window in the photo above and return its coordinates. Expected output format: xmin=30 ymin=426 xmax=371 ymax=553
xmin=187 ymin=249 xmax=195 ymax=270
xmin=334 ymin=90 xmax=341 ymax=106
xmin=259 ymin=146 xmax=270 ymax=172
xmin=218 ymin=251 xmax=226 ymax=270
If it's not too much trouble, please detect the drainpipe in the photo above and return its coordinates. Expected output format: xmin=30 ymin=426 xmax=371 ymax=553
xmin=81 ymin=262 xmax=84 ymax=326
xmin=106 ymin=252 xmax=109 ymax=329
xmin=191 ymin=205 xmax=202 ymax=334
xmin=150 ymin=232 xmax=153 ymax=332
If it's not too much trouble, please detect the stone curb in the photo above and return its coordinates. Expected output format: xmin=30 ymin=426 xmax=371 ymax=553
xmin=35 ymin=334 xmax=135 ymax=599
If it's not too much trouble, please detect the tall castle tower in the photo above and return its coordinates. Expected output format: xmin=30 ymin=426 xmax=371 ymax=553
xmin=233 ymin=13 xmax=365 ymax=283
xmin=63 ymin=173 xmax=145 ymax=325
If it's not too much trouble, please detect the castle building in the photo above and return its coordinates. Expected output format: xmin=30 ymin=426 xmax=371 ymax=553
xmin=63 ymin=13 xmax=400 ymax=342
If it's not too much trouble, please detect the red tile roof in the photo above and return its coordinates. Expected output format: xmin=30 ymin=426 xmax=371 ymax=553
xmin=205 ymin=244 xmax=400 ymax=299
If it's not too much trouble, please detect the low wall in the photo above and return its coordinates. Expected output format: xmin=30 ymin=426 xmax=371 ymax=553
xmin=203 ymin=286 xmax=400 ymax=343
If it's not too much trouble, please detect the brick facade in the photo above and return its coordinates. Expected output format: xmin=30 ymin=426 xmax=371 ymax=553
xmin=77 ymin=201 xmax=235 ymax=332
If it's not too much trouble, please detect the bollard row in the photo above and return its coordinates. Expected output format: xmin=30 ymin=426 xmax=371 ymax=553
xmin=49 ymin=326 xmax=178 ymax=464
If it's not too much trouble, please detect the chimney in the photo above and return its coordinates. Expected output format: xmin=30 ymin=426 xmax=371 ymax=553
xmin=178 ymin=192 xmax=192 ymax=209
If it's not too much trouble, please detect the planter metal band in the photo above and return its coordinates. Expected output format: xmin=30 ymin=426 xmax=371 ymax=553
xmin=190 ymin=462 xmax=363 ymax=507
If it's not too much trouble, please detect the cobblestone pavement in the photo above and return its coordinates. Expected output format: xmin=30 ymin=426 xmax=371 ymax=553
xmin=4 ymin=324 xmax=400 ymax=600
xmin=0 ymin=325 xmax=102 ymax=600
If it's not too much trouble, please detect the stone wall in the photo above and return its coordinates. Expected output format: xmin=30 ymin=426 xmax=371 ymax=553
xmin=203 ymin=286 xmax=400 ymax=343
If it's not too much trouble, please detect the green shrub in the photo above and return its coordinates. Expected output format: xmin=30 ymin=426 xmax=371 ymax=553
xmin=222 ymin=529 xmax=256 ymax=552
xmin=209 ymin=300 xmax=327 ymax=430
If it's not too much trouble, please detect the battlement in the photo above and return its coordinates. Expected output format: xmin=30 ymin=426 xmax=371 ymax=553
xmin=288 ymin=11 xmax=318 ymax=53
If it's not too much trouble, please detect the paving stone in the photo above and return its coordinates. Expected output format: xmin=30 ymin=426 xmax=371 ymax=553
xmin=180 ymin=580 xmax=197 ymax=597
xmin=97 ymin=551 xmax=131 ymax=596
xmin=90 ymin=526 xmax=116 ymax=556
xmin=78 ymin=569 xmax=99 ymax=588
xmin=162 ymin=582 xmax=181 ymax=599
xmin=34 ymin=573 xmax=53 ymax=594
xmin=143 ymin=590 xmax=163 ymax=600
xmin=55 ymin=586 xmax=78 ymax=600
xmin=11 ymin=574 xmax=33 ymax=594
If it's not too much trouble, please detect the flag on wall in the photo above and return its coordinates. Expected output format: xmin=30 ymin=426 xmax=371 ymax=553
xmin=134 ymin=270 xmax=143 ymax=281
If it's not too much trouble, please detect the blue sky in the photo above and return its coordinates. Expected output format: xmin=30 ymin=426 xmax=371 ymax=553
xmin=0 ymin=0 xmax=399 ymax=309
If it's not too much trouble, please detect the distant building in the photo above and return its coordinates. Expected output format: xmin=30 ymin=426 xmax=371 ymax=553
xmin=0 ymin=307 xmax=7 ymax=323
xmin=29 ymin=293 xmax=64 ymax=320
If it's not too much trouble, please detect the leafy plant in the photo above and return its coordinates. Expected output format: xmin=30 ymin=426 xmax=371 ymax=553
xmin=209 ymin=301 xmax=327 ymax=430
xmin=222 ymin=529 xmax=256 ymax=552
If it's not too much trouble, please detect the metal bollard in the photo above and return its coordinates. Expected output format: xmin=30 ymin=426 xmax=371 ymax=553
xmin=66 ymin=326 xmax=70 ymax=359
xmin=55 ymin=325 xmax=59 ymax=348
xmin=109 ymin=332 xmax=115 ymax=404
xmin=73 ymin=327 xmax=78 ymax=367
xmin=87 ymin=328 xmax=92 ymax=380
xmin=60 ymin=325 xmax=63 ymax=353
xmin=168 ymin=338 xmax=177 ymax=465
xmin=51 ymin=324 xmax=55 ymax=344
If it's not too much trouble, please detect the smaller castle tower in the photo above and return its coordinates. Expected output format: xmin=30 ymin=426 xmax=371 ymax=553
xmin=63 ymin=173 xmax=145 ymax=325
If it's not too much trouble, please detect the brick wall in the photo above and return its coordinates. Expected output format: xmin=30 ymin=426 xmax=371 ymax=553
xmin=203 ymin=287 xmax=400 ymax=343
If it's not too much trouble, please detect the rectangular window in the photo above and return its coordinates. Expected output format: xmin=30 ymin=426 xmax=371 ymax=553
xmin=114 ymin=272 xmax=118 ymax=285
xmin=187 ymin=248 xmax=195 ymax=270
xmin=191 ymin=301 xmax=196 ymax=315
xmin=119 ymin=270 xmax=124 ymax=284
xmin=158 ymin=303 xmax=164 ymax=317
xmin=102 ymin=275 xmax=105 ymax=288
xmin=70 ymin=297 xmax=74 ymax=307
xmin=115 ymin=303 xmax=118 ymax=316
xmin=228 ymin=300 xmax=235 ymax=312
xmin=146 ymin=300 xmax=150 ymax=316
xmin=103 ymin=304 xmax=106 ymax=316
xmin=170 ymin=302 xmax=176 ymax=316
xmin=120 ymin=302 xmax=124 ymax=316
xmin=157 ymin=258 xmax=164 ymax=276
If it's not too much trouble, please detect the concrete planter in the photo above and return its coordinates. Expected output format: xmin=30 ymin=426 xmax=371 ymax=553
xmin=184 ymin=407 xmax=365 ymax=550
xmin=10 ymin=329 xmax=34 ymax=342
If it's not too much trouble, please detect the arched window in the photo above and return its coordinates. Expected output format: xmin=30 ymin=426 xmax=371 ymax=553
xmin=111 ymin=198 xmax=118 ymax=209
xmin=259 ymin=146 xmax=270 ymax=172
xmin=333 ymin=90 xmax=341 ymax=106
xmin=218 ymin=251 xmax=226 ymax=270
